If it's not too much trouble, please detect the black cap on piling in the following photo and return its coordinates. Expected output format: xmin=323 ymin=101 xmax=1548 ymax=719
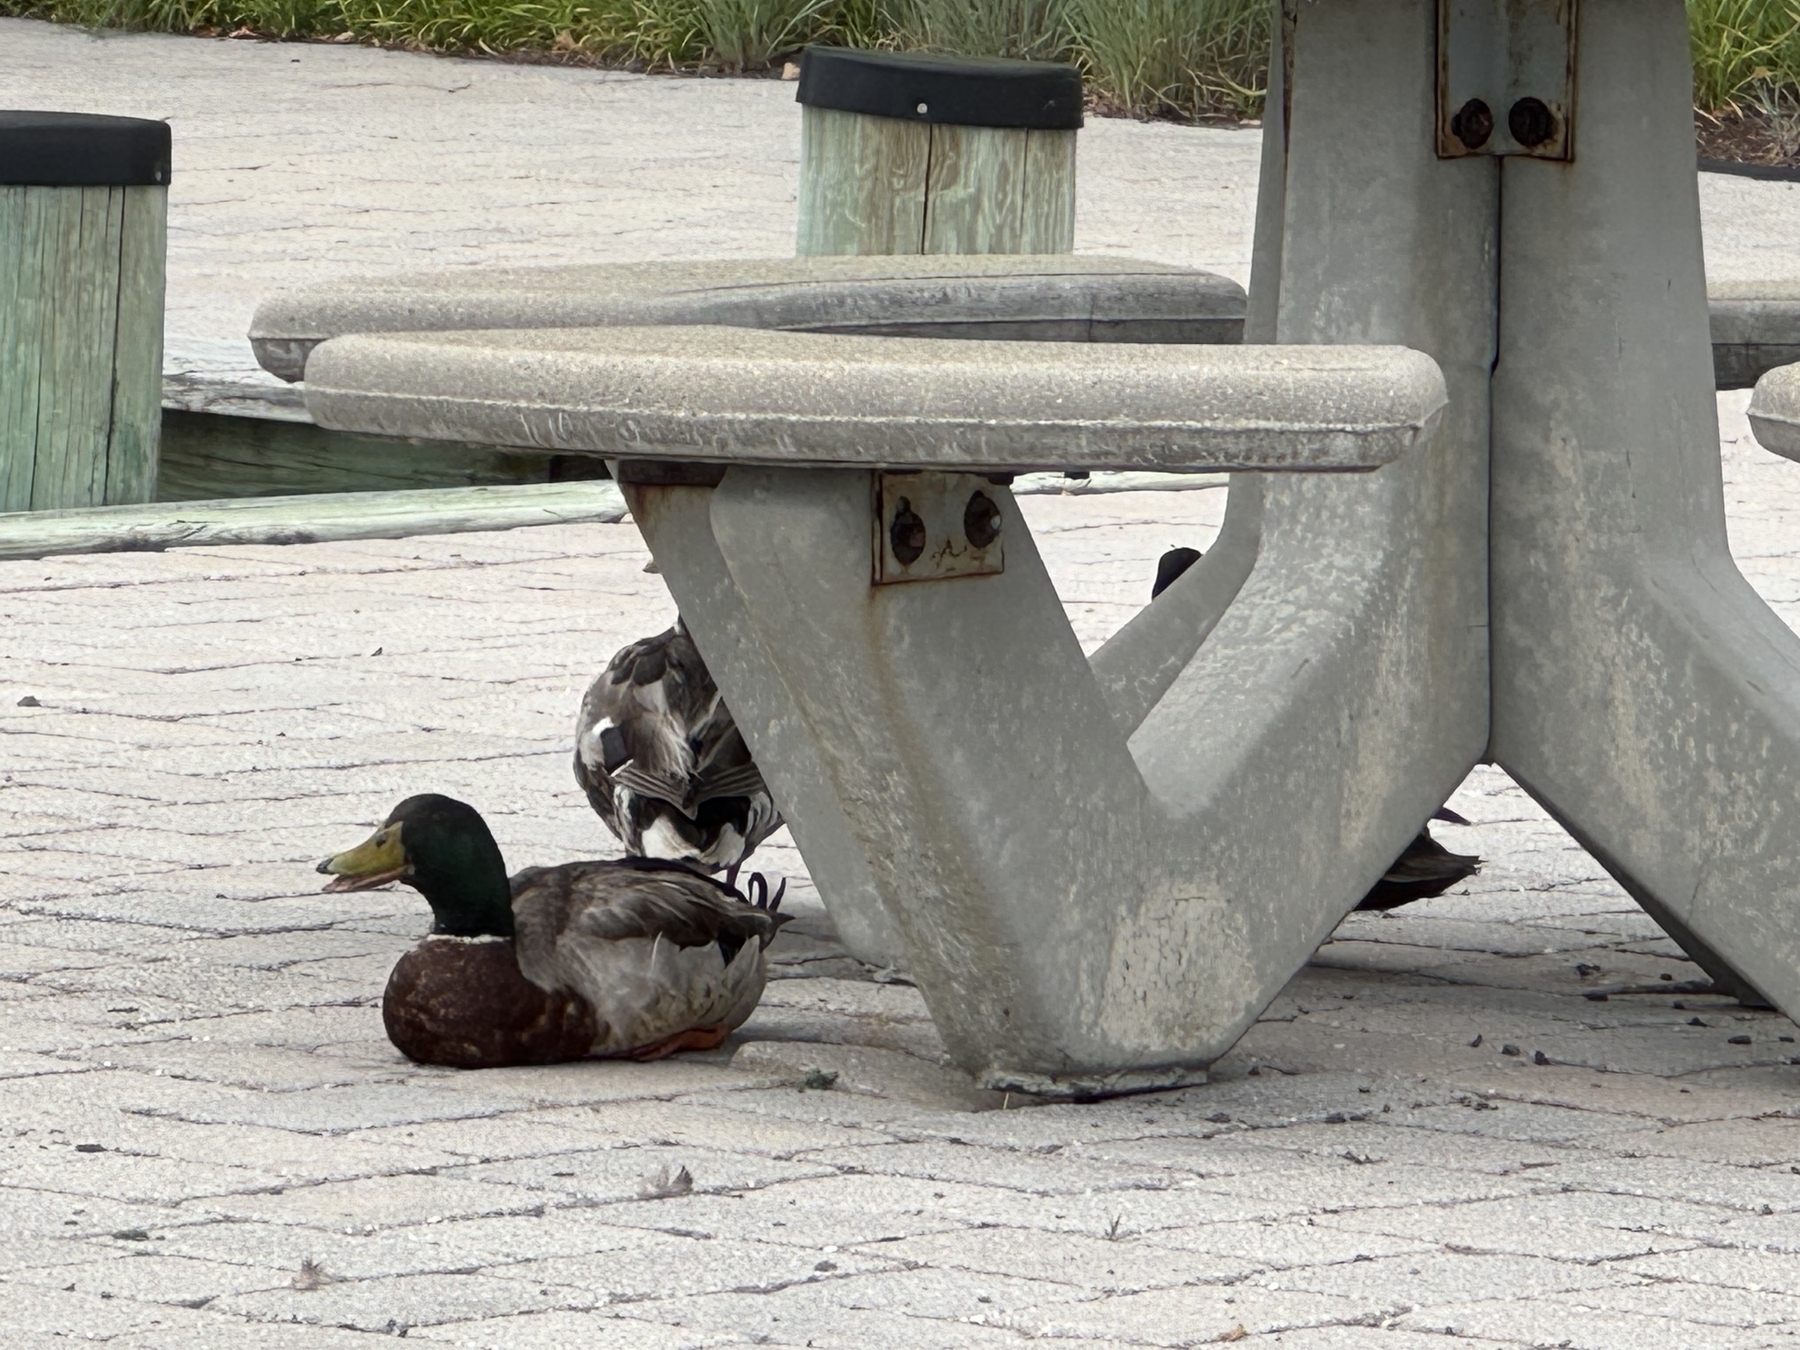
xmin=796 ymin=47 xmax=1083 ymax=131
xmin=0 ymin=111 xmax=172 ymax=187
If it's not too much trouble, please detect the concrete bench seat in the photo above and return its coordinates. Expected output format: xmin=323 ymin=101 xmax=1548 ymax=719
xmin=253 ymin=253 xmax=1800 ymax=397
xmin=251 ymin=255 xmax=1248 ymax=385
xmin=1711 ymin=280 xmax=1800 ymax=389
xmin=1747 ymin=360 xmax=1800 ymax=459
xmin=302 ymin=325 xmax=1445 ymax=475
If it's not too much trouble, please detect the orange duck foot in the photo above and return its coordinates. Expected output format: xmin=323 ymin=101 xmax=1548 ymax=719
xmin=625 ymin=1022 xmax=731 ymax=1061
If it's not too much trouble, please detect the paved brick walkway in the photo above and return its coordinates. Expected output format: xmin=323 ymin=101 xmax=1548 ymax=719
xmin=7 ymin=412 xmax=1800 ymax=1347
xmin=8 ymin=19 xmax=1800 ymax=1349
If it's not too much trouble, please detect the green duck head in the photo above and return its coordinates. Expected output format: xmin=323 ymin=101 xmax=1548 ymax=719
xmin=317 ymin=794 xmax=514 ymax=938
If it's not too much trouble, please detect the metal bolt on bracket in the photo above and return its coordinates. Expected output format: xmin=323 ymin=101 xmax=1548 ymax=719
xmin=874 ymin=472 xmax=1006 ymax=585
xmin=1451 ymin=98 xmax=1494 ymax=150
xmin=890 ymin=498 xmax=926 ymax=565
xmin=1507 ymin=96 xmax=1559 ymax=149
xmin=963 ymin=491 xmax=1002 ymax=550
xmin=1437 ymin=0 xmax=1576 ymax=162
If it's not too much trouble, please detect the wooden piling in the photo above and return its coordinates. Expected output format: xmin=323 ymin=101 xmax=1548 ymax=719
xmin=794 ymin=48 xmax=1081 ymax=257
xmin=1 ymin=112 xmax=170 ymax=512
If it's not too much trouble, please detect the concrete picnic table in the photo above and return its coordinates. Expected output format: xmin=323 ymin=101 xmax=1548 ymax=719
xmin=279 ymin=0 xmax=1800 ymax=1098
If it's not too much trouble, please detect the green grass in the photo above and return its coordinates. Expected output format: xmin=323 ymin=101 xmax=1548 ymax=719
xmin=1689 ymin=0 xmax=1800 ymax=113
xmin=1071 ymin=0 xmax=1266 ymax=119
xmin=4 ymin=0 xmax=1797 ymax=120
xmin=887 ymin=0 xmax=1071 ymax=63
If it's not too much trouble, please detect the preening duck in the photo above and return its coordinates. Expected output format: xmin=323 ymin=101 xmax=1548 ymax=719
xmin=1151 ymin=547 xmax=1483 ymax=910
xmin=574 ymin=619 xmax=781 ymax=879
xmin=317 ymin=794 xmax=788 ymax=1068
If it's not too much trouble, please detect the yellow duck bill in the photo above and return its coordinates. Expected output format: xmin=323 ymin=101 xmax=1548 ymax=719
xmin=317 ymin=824 xmax=410 ymax=892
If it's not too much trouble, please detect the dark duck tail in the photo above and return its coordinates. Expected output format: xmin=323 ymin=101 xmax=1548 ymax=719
xmin=1357 ymin=808 xmax=1481 ymax=911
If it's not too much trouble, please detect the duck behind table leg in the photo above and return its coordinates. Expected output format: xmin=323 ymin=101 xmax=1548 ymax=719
xmin=318 ymin=794 xmax=788 ymax=1069
xmin=1355 ymin=808 xmax=1482 ymax=911
xmin=1151 ymin=546 xmax=1205 ymax=600
xmin=1149 ymin=547 xmax=1484 ymax=912
xmin=574 ymin=619 xmax=782 ymax=875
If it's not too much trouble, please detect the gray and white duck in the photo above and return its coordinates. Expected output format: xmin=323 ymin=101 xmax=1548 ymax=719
xmin=573 ymin=619 xmax=781 ymax=881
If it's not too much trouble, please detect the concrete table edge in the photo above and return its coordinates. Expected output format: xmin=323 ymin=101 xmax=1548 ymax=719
xmin=1749 ymin=362 xmax=1800 ymax=461
xmin=301 ymin=326 xmax=1447 ymax=475
xmin=247 ymin=254 xmax=1251 ymax=384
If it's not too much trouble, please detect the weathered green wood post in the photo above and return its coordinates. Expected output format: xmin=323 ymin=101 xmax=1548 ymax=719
xmin=795 ymin=48 xmax=1081 ymax=257
xmin=1 ymin=112 xmax=169 ymax=511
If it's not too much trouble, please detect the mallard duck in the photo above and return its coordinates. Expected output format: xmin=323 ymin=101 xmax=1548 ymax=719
xmin=1150 ymin=548 xmax=1483 ymax=910
xmin=574 ymin=620 xmax=781 ymax=880
xmin=1356 ymin=808 xmax=1482 ymax=910
xmin=316 ymin=794 xmax=788 ymax=1069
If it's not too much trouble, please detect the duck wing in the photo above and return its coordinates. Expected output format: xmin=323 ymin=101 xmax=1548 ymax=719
xmin=511 ymin=859 xmax=788 ymax=980
xmin=571 ymin=860 xmax=788 ymax=960
xmin=509 ymin=859 xmax=790 ymax=1057
xmin=683 ymin=699 xmax=782 ymax=858
xmin=610 ymin=753 xmax=770 ymax=814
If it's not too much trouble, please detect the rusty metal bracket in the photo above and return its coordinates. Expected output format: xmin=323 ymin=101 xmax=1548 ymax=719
xmin=873 ymin=472 xmax=1005 ymax=585
xmin=1437 ymin=0 xmax=1577 ymax=161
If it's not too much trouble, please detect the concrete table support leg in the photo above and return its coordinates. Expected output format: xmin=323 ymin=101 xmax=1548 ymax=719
xmin=626 ymin=0 xmax=1491 ymax=1095
xmin=1490 ymin=0 xmax=1800 ymax=1008
xmin=1077 ymin=19 xmax=1281 ymax=741
xmin=623 ymin=475 xmax=901 ymax=967
xmin=1086 ymin=18 xmax=1299 ymax=733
